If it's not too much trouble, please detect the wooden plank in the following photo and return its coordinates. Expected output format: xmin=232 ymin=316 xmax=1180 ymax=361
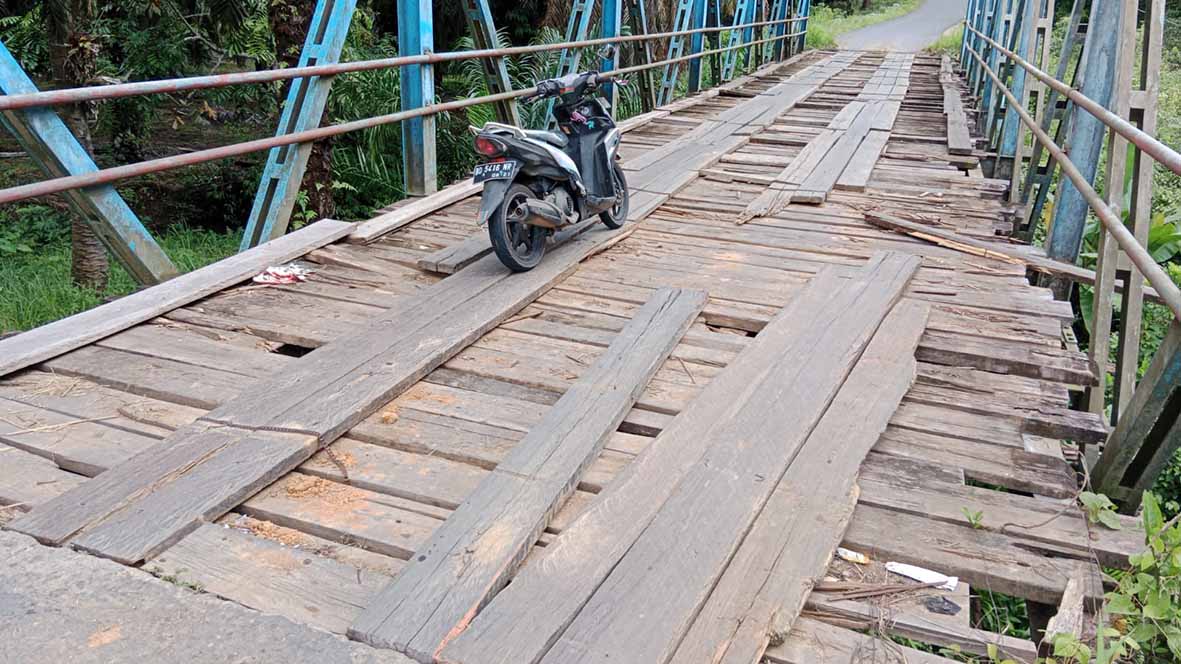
xmin=349 ymin=180 xmax=481 ymax=244
xmin=149 ymin=522 xmax=395 ymax=635
xmin=842 ymin=504 xmax=1098 ymax=605
xmin=442 ymin=252 xmax=922 ymax=664
xmin=0 ymin=219 xmax=353 ymax=378
xmin=9 ymin=225 xmax=633 ymax=561
xmin=350 ymin=288 xmax=707 ymax=660
xmin=671 ymin=300 xmax=929 ymax=664
xmin=834 ymin=130 xmax=890 ymax=192
xmin=766 ymin=617 xmax=962 ymax=664
xmin=804 ymin=594 xmax=1039 ymax=663
xmin=791 ymin=102 xmax=880 ymax=205
xmin=0 ymin=442 xmax=85 ymax=510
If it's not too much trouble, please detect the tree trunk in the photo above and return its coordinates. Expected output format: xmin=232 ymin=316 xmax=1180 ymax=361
xmin=46 ymin=0 xmax=109 ymax=290
xmin=269 ymin=0 xmax=335 ymax=222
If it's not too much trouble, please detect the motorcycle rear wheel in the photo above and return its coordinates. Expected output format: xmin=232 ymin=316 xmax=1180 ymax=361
xmin=599 ymin=162 xmax=630 ymax=229
xmin=489 ymin=183 xmax=548 ymax=272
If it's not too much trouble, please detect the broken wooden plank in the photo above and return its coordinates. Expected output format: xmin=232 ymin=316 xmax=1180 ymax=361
xmin=0 ymin=219 xmax=354 ymax=379
xmin=442 ymin=252 xmax=922 ymax=664
xmin=766 ymin=617 xmax=963 ymax=664
xmin=671 ymin=300 xmax=930 ymax=664
xmin=9 ymin=226 xmax=633 ymax=561
xmin=349 ymin=288 xmax=707 ymax=661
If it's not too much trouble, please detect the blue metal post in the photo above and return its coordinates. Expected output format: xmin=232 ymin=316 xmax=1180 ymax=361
xmin=601 ymin=0 xmax=623 ymax=106
xmin=979 ymin=0 xmax=1004 ymax=121
xmin=999 ymin=0 xmax=1034 ymax=159
xmin=961 ymin=0 xmax=977 ymax=66
xmin=1046 ymin=0 xmax=1125 ymax=264
xmin=687 ymin=0 xmax=707 ymax=92
xmin=626 ymin=0 xmax=657 ymax=110
xmin=795 ymin=0 xmax=811 ymax=54
xmin=720 ymin=0 xmax=754 ymax=81
xmin=657 ymin=0 xmax=694 ymax=105
xmin=548 ymin=0 xmax=595 ymax=126
xmin=984 ymin=0 xmax=1015 ymax=141
xmin=768 ymin=0 xmax=788 ymax=62
xmin=241 ymin=0 xmax=356 ymax=249
xmin=399 ymin=0 xmax=437 ymax=196
xmin=0 ymin=41 xmax=177 ymax=284
xmin=740 ymin=0 xmax=759 ymax=72
xmin=462 ymin=0 xmax=520 ymax=126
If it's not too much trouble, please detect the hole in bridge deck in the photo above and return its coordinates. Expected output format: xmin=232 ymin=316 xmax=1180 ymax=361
xmin=273 ymin=343 xmax=314 ymax=358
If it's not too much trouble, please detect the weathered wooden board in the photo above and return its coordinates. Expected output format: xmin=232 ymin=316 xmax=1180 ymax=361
xmin=442 ymin=252 xmax=921 ymax=664
xmin=350 ymin=288 xmax=706 ymax=661
xmin=0 ymin=219 xmax=353 ymax=378
xmin=9 ymin=227 xmax=633 ymax=562
xmin=671 ymin=300 xmax=929 ymax=664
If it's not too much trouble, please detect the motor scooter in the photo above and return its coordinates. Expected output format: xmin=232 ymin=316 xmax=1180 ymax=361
xmin=472 ymin=69 xmax=629 ymax=272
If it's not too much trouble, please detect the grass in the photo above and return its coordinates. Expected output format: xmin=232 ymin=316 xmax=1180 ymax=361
xmin=806 ymin=0 xmax=925 ymax=49
xmin=927 ymin=22 xmax=964 ymax=58
xmin=0 ymin=223 xmax=240 ymax=333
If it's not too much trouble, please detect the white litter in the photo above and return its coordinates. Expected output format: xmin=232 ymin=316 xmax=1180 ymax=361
xmin=836 ymin=547 xmax=869 ymax=565
xmin=254 ymin=263 xmax=313 ymax=285
xmin=885 ymin=562 xmax=958 ymax=591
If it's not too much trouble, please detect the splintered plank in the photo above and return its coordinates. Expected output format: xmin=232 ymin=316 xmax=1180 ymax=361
xmin=766 ymin=618 xmax=963 ymax=664
xmin=9 ymin=226 xmax=632 ymax=562
xmin=440 ymin=252 xmax=922 ymax=664
xmin=0 ymin=443 xmax=86 ymax=509
xmin=0 ymin=219 xmax=353 ymax=379
xmin=671 ymin=300 xmax=929 ymax=664
xmin=349 ymin=288 xmax=707 ymax=661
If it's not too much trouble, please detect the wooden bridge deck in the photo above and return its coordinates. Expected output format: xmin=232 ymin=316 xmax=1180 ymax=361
xmin=0 ymin=50 xmax=1136 ymax=662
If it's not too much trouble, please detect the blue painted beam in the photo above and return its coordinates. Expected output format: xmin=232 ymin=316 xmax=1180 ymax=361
xmin=657 ymin=0 xmax=695 ymax=105
xmin=548 ymin=0 xmax=595 ymax=126
xmin=768 ymin=0 xmax=788 ymax=62
xmin=1046 ymin=0 xmax=1125 ymax=263
xmin=626 ymin=0 xmax=657 ymax=111
xmin=462 ymin=0 xmax=520 ymax=126
xmin=720 ymin=0 xmax=754 ymax=81
xmin=984 ymin=0 xmax=1016 ymax=142
xmin=961 ymin=0 xmax=977 ymax=66
xmin=0 ymin=41 xmax=177 ymax=284
xmin=399 ymin=0 xmax=437 ymax=196
xmin=978 ymin=0 xmax=1005 ymax=120
xmin=795 ymin=0 xmax=811 ymax=55
xmin=999 ymin=0 xmax=1035 ymax=158
xmin=601 ymin=0 xmax=623 ymax=106
xmin=241 ymin=0 xmax=356 ymax=250
xmin=687 ymin=0 xmax=708 ymax=92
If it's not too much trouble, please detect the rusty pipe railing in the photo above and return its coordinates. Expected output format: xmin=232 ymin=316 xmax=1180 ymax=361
xmin=0 ymin=17 xmax=806 ymax=112
xmin=966 ymin=24 xmax=1181 ymax=177
xmin=964 ymin=41 xmax=1181 ymax=322
xmin=0 ymin=25 xmax=806 ymax=206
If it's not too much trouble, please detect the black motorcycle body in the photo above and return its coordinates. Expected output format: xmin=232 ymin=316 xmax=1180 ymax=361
xmin=472 ymin=71 xmax=630 ymax=271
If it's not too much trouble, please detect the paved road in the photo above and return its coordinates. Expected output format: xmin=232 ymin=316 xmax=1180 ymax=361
xmin=838 ymin=0 xmax=968 ymax=52
xmin=0 ymin=531 xmax=410 ymax=664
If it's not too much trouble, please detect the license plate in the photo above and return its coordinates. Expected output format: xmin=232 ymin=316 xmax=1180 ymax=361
xmin=474 ymin=160 xmax=519 ymax=183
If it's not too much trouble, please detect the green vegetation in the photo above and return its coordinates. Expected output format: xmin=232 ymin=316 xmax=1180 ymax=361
xmin=928 ymin=22 xmax=965 ymax=58
xmin=0 ymin=204 xmax=238 ymax=331
xmin=806 ymin=0 xmax=923 ymax=49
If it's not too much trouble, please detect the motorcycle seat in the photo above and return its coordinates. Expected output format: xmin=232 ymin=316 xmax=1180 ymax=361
xmin=523 ymin=129 xmax=569 ymax=148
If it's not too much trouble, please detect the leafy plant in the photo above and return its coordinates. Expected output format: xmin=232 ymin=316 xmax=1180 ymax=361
xmin=963 ymin=506 xmax=985 ymax=529
xmin=1080 ymin=491 xmax=1123 ymax=531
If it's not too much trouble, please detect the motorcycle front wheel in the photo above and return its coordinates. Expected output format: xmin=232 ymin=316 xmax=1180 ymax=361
xmin=599 ymin=162 xmax=630 ymax=229
xmin=489 ymin=183 xmax=548 ymax=272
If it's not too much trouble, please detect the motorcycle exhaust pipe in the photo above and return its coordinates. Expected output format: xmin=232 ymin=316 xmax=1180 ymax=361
xmin=522 ymin=199 xmax=567 ymax=229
